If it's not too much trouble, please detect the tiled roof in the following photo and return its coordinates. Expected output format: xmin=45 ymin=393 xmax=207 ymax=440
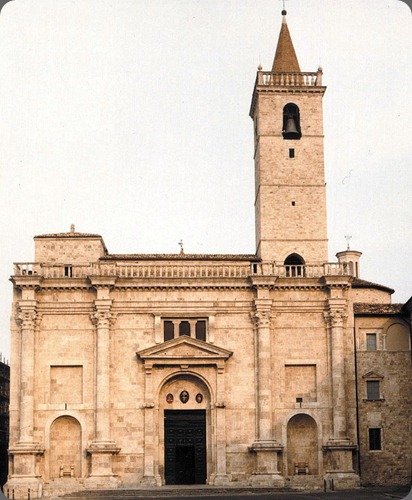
xmin=354 ymin=303 xmax=405 ymax=315
xmin=101 ymin=254 xmax=258 ymax=262
xmin=271 ymin=14 xmax=301 ymax=73
xmin=351 ymin=278 xmax=394 ymax=294
xmin=35 ymin=232 xmax=103 ymax=239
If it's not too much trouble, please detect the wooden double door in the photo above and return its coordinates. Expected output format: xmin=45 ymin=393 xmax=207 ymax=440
xmin=164 ymin=410 xmax=206 ymax=484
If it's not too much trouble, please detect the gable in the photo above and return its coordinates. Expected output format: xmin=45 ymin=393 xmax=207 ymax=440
xmin=362 ymin=371 xmax=384 ymax=379
xmin=136 ymin=336 xmax=233 ymax=367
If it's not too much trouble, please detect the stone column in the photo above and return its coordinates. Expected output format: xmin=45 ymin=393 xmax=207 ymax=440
xmin=326 ymin=308 xmax=349 ymax=440
xmin=250 ymin=296 xmax=283 ymax=486
xmin=213 ymin=363 xmax=229 ymax=485
xmin=86 ymin=298 xmax=120 ymax=486
xmin=141 ymin=363 xmax=161 ymax=485
xmin=7 ymin=298 xmax=44 ymax=497
xmin=17 ymin=304 xmax=37 ymax=445
xmin=322 ymin=292 xmax=359 ymax=489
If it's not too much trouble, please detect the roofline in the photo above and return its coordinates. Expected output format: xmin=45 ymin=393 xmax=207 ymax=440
xmin=353 ymin=303 xmax=406 ymax=317
xmin=351 ymin=278 xmax=394 ymax=294
xmin=402 ymin=296 xmax=412 ymax=315
xmin=34 ymin=233 xmax=108 ymax=254
xmin=101 ymin=253 xmax=259 ymax=262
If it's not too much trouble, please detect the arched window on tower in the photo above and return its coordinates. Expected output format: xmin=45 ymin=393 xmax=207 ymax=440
xmin=282 ymin=103 xmax=301 ymax=140
xmin=284 ymin=253 xmax=305 ymax=277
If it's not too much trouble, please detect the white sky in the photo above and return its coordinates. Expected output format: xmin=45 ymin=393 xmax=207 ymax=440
xmin=0 ymin=0 xmax=411 ymax=360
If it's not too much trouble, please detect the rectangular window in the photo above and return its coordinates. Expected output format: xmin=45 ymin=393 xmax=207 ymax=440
xmin=366 ymin=333 xmax=377 ymax=351
xmin=179 ymin=321 xmax=191 ymax=336
xmin=369 ymin=428 xmax=382 ymax=450
xmin=164 ymin=321 xmax=174 ymax=341
xmin=366 ymin=380 xmax=380 ymax=400
xmin=195 ymin=320 xmax=206 ymax=341
xmin=289 ymin=148 xmax=295 ymax=158
xmin=162 ymin=318 xmax=208 ymax=341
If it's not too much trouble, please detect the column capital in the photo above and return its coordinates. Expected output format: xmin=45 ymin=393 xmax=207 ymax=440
xmin=16 ymin=306 xmax=37 ymax=330
xmin=251 ymin=308 xmax=272 ymax=328
xmin=324 ymin=308 xmax=348 ymax=328
xmin=91 ymin=310 xmax=116 ymax=328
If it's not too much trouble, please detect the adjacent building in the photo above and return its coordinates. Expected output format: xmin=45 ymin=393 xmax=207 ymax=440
xmin=0 ymin=355 xmax=10 ymax=489
xmin=5 ymin=10 xmax=411 ymax=499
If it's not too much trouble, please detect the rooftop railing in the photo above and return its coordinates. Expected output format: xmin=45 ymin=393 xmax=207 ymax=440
xmin=256 ymin=71 xmax=322 ymax=87
xmin=13 ymin=261 xmax=351 ymax=280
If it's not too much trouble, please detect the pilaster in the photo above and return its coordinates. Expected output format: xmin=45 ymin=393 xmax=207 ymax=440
xmin=322 ymin=278 xmax=359 ymax=488
xmin=140 ymin=363 xmax=161 ymax=486
xmin=86 ymin=291 xmax=120 ymax=486
xmin=212 ymin=363 xmax=229 ymax=485
xmin=249 ymin=289 xmax=283 ymax=486
xmin=7 ymin=294 xmax=44 ymax=498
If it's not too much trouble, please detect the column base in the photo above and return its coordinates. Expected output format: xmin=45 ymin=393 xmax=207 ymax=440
xmin=249 ymin=441 xmax=284 ymax=486
xmin=140 ymin=475 xmax=162 ymax=486
xmin=210 ymin=473 xmax=230 ymax=486
xmin=249 ymin=472 xmax=284 ymax=487
xmin=7 ymin=441 xmax=45 ymax=496
xmin=323 ymin=472 xmax=360 ymax=490
xmin=86 ymin=441 xmax=120 ymax=479
xmin=84 ymin=474 xmax=122 ymax=490
xmin=322 ymin=440 xmax=359 ymax=489
xmin=4 ymin=477 xmax=43 ymax=500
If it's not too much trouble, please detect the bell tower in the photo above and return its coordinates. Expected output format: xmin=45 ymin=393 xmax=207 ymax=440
xmin=250 ymin=10 xmax=327 ymax=266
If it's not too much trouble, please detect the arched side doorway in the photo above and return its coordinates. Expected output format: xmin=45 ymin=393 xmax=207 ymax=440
xmin=49 ymin=416 xmax=82 ymax=478
xmin=158 ymin=374 xmax=211 ymax=485
xmin=287 ymin=414 xmax=318 ymax=475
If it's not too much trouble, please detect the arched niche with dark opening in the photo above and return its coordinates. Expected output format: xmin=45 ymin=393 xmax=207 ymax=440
xmin=282 ymin=103 xmax=301 ymax=140
xmin=284 ymin=253 xmax=305 ymax=277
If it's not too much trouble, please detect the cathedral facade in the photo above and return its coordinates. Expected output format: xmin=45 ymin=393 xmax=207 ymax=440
xmin=6 ymin=12 xmax=411 ymax=498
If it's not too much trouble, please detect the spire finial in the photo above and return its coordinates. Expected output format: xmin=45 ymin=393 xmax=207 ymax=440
xmin=345 ymin=234 xmax=352 ymax=250
xmin=272 ymin=0 xmax=300 ymax=73
xmin=179 ymin=239 xmax=184 ymax=255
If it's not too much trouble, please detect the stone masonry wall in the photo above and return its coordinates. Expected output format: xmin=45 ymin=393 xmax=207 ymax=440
xmin=355 ymin=316 xmax=412 ymax=486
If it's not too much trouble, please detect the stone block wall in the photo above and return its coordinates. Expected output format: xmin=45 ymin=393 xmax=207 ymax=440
xmin=355 ymin=316 xmax=411 ymax=486
xmin=34 ymin=235 xmax=106 ymax=263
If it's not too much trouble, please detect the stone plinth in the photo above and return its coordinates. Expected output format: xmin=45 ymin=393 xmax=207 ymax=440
xmin=249 ymin=441 xmax=284 ymax=486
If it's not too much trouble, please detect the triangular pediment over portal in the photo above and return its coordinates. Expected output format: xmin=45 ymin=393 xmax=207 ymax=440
xmin=136 ymin=336 xmax=233 ymax=368
xmin=362 ymin=371 xmax=384 ymax=379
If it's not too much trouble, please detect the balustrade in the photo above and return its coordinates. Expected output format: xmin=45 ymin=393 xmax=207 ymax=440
xmin=257 ymin=71 xmax=321 ymax=87
xmin=13 ymin=261 xmax=351 ymax=279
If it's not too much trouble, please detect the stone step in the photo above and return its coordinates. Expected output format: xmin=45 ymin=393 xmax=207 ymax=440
xmin=52 ymin=486 xmax=293 ymax=499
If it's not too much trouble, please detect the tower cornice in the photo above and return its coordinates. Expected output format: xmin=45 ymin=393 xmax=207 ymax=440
xmin=250 ymin=70 xmax=326 ymax=118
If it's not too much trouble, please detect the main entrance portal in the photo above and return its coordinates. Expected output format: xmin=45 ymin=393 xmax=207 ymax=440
xmin=164 ymin=410 xmax=206 ymax=485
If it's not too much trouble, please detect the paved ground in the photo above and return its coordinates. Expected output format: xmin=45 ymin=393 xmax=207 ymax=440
xmin=47 ymin=485 xmax=412 ymax=500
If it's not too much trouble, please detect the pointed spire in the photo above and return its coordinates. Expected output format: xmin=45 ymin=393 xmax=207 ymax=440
xmin=271 ymin=10 xmax=301 ymax=73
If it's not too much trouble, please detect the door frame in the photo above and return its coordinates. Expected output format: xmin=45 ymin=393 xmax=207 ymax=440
xmin=164 ymin=409 xmax=207 ymax=485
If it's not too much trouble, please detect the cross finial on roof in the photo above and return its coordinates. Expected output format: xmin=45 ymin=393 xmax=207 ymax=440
xmin=179 ymin=239 xmax=184 ymax=255
xmin=345 ymin=234 xmax=352 ymax=250
xmin=280 ymin=0 xmax=288 ymax=15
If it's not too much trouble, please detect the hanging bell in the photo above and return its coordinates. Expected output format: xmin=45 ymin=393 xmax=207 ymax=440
xmin=283 ymin=116 xmax=300 ymax=139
